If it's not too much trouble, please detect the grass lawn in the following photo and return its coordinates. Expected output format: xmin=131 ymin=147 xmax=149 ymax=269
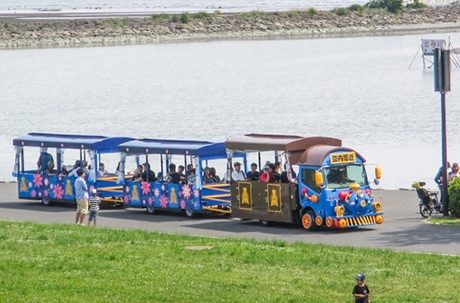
xmin=427 ymin=216 xmax=460 ymax=226
xmin=0 ymin=221 xmax=459 ymax=303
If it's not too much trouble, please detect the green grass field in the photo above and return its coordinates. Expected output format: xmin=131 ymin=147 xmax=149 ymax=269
xmin=0 ymin=221 xmax=458 ymax=303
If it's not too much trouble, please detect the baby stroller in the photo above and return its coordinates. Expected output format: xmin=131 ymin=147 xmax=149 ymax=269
xmin=411 ymin=181 xmax=441 ymax=218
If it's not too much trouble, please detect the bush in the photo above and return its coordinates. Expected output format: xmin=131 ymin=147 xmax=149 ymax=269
xmin=193 ymin=11 xmax=211 ymax=20
xmin=180 ymin=12 xmax=190 ymax=23
xmin=448 ymin=178 xmax=460 ymax=217
xmin=151 ymin=13 xmax=170 ymax=21
xmin=406 ymin=0 xmax=427 ymax=9
xmin=307 ymin=8 xmax=317 ymax=16
xmin=333 ymin=7 xmax=350 ymax=16
xmin=171 ymin=14 xmax=180 ymax=22
xmin=349 ymin=4 xmax=365 ymax=13
xmin=364 ymin=0 xmax=403 ymax=13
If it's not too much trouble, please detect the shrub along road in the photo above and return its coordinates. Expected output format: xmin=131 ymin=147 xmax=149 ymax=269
xmin=0 ymin=183 xmax=458 ymax=255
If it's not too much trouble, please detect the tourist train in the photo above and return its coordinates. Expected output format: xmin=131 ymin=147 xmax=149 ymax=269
xmin=12 ymin=132 xmax=383 ymax=230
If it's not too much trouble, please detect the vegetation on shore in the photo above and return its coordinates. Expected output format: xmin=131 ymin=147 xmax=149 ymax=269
xmin=0 ymin=221 xmax=459 ymax=302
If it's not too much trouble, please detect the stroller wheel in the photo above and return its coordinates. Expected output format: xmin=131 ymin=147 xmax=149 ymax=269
xmin=420 ymin=204 xmax=432 ymax=218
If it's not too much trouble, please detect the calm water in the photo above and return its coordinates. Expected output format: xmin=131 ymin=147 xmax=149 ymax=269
xmin=2 ymin=33 xmax=460 ymax=190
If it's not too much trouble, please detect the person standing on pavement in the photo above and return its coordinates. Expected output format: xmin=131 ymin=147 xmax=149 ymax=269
xmin=74 ymin=168 xmax=89 ymax=225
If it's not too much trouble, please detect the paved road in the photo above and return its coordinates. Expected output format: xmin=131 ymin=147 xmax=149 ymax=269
xmin=0 ymin=183 xmax=458 ymax=255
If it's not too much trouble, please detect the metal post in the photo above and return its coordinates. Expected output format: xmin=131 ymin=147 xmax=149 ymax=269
xmin=441 ymin=92 xmax=449 ymax=216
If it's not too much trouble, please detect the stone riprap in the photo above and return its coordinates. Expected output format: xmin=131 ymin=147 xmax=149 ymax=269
xmin=0 ymin=6 xmax=459 ymax=49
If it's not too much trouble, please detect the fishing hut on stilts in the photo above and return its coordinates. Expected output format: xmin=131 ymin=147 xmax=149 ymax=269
xmin=408 ymin=38 xmax=460 ymax=69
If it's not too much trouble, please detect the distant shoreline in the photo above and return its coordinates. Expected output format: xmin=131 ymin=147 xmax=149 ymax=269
xmin=0 ymin=6 xmax=460 ymax=49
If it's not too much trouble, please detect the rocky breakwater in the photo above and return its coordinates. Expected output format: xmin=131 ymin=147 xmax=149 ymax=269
xmin=1 ymin=6 xmax=460 ymax=49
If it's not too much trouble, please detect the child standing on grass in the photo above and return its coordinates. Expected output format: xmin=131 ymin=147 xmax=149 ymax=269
xmin=352 ymin=273 xmax=370 ymax=303
xmin=88 ymin=188 xmax=101 ymax=227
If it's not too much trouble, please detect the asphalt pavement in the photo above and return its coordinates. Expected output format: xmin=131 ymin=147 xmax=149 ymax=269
xmin=0 ymin=182 xmax=458 ymax=255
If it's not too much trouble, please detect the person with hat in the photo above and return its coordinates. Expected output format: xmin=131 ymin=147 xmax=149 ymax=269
xmin=352 ymin=273 xmax=370 ymax=303
xmin=140 ymin=162 xmax=156 ymax=182
xmin=231 ymin=162 xmax=245 ymax=182
xmin=260 ymin=163 xmax=277 ymax=183
xmin=246 ymin=163 xmax=260 ymax=181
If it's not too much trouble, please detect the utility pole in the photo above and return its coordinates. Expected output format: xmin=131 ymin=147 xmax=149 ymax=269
xmin=434 ymin=48 xmax=451 ymax=216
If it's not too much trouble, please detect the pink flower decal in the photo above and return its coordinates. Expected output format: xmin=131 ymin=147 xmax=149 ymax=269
xmin=182 ymin=184 xmax=192 ymax=199
xmin=180 ymin=199 xmax=186 ymax=209
xmin=194 ymin=189 xmax=200 ymax=198
xmin=49 ymin=184 xmax=54 ymax=190
xmin=161 ymin=184 xmax=166 ymax=191
xmin=31 ymin=190 xmax=36 ymax=197
xmin=33 ymin=174 xmax=43 ymax=187
xmin=148 ymin=197 xmax=153 ymax=206
xmin=43 ymin=189 xmax=49 ymax=197
xmin=124 ymin=195 xmax=129 ymax=203
xmin=154 ymin=188 xmax=160 ymax=197
xmin=160 ymin=194 xmax=168 ymax=208
xmin=44 ymin=178 xmax=49 ymax=187
xmin=53 ymin=184 xmax=63 ymax=199
xmin=194 ymin=201 xmax=199 ymax=208
xmin=141 ymin=182 xmax=151 ymax=195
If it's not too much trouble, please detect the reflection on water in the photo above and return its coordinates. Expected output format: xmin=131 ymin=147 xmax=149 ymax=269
xmin=1 ymin=32 xmax=460 ymax=190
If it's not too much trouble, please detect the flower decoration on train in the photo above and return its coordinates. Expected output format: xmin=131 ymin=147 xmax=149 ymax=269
xmin=161 ymin=184 xmax=166 ymax=191
xmin=31 ymin=190 xmax=36 ymax=197
xmin=154 ymin=188 xmax=160 ymax=197
xmin=180 ymin=199 xmax=186 ymax=209
xmin=44 ymin=178 xmax=49 ymax=187
xmin=28 ymin=181 xmax=33 ymax=189
xmin=33 ymin=174 xmax=43 ymax=188
xmin=125 ymin=186 xmax=130 ymax=193
xmin=43 ymin=189 xmax=49 ymax=197
xmin=160 ymin=194 xmax=168 ymax=208
xmin=123 ymin=195 xmax=129 ymax=204
xmin=194 ymin=189 xmax=200 ymax=199
xmin=141 ymin=182 xmax=151 ymax=195
xmin=148 ymin=197 xmax=153 ymax=206
xmin=53 ymin=184 xmax=63 ymax=200
xmin=182 ymin=184 xmax=192 ymax=199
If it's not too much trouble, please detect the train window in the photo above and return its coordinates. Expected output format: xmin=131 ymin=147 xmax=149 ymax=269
xmin=301 ymin=168 xmax=321 ymax=193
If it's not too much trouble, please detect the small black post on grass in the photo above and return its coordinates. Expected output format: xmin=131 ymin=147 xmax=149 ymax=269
xmin=434 ymin=48 xmax=451 ymax=216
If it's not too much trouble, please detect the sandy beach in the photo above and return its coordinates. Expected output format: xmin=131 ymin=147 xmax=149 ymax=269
xmin=0 ymin=6 xmax=460 ymax=49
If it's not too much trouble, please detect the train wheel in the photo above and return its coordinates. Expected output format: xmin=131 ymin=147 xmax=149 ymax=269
xmin=301 ymin=210 xmax=318 ymax=231
xmin=146 ymin=205 xmax=156 ymax=215
xmin=185 ymin=209 xmax=195 ymax=218
xmin=41 ymin=197 xmax=52 ymax=206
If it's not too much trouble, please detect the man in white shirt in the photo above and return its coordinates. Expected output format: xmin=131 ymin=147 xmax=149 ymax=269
xmin=231 ymin=162 xmax=245 ymax=182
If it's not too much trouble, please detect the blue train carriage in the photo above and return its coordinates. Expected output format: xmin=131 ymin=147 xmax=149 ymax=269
xmin=224 ymin=134 xmax=383 ymax=231
xmin=118 ymin=139 xmax=242 ymax=217
xmin=12 ymin=132 xmax=133 ymax=206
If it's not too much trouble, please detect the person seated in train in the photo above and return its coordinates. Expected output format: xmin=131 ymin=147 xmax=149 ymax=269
xmin=166 ymin=163 xmax=182 ymax=184
xmin=44 ymin=161 xmax=55 ymax=175
xmin=139 ymin=163 xmax=156 ymax=182
xmin=186 ymin=164 xmax=194 ymax=177
xmin=203 ymin=167 xmax=217 ymax=184
xmin=246 ymin=163 xmax=260 ymax=181
xmin=272 ymin=162 xmax=282 ymax=182
xmin=231 ymin=162 xmax=245 ymax=182
xmin=187 ymin=168 xmax=196 ymax=185
xmin=260 ymin=163 xmax=277 ymax=183
xmin=68 ymin=160 xmax=82 ymax=177
xmin=58 ymin=165 xmax=69 ymax=178
xmin=98 ymin=163 xmax=108 ymax=178
xmin=132 ymin=164 xmax=143 ymax=180
xmin=210 ymin=167 xmax=221 ymax=182
xmin=280 ymin=163 xmax=297 ymax=183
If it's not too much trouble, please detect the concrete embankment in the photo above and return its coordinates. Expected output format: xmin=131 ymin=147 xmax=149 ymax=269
xmin=0 ymin=6 xmax=460 ymax=49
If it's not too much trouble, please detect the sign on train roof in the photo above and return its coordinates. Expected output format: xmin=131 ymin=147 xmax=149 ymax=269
xmin=12 ymin=132 xmax=133 ymax=152
xmin=118 ymin=139 xmax=229 ymax=157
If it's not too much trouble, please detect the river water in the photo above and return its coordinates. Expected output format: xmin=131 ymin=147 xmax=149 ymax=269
xmin=1 ymin=32 xmax=460 ymax=190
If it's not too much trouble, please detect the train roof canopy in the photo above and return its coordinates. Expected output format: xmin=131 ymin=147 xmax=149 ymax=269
xmin=13 ymin=132 xmax=133 ymax=152
xmin=225 ymin=133 xmax=342 ymax=164
xmin=118 ymin=139 xmax=228 ymax=158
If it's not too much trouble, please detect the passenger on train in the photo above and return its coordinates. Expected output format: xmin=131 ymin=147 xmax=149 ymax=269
xmin=246 ymin=163 xmax=260 ymax=181
xmin=98 ymin=163 xmax=108 ymax=177
xmin=167 ymin=163 xmax=183 ymax=184
xmin=210 ymin=167 xmax=221 ymax=182
xmin=260 ymin=163 xmax=277 ymax=183
xmin=203 ymin=167 xmax=217 ymax=184
xmin=231 ymin=162 xmax=245 ymax=182
xmin=140 ymin=163 xmax=156 ymax=182
xmin=186 ymin=164 xmax=194 ymax=177
xmin=133 ymin=164 xmax=143 ymax=180
xmin=272 ymin=162 xmax=282 ymax=182
xmin=59 ymin=165 xmax=69 ymax=178
xmin=68 ymin=160 xmax=82 ymax=177
xmin=187 ymin=168 xmax=196 ymax=185
xmin=280 ymin=163 xmax=297 ymax=183
xmin=44 ymin=161 xmax=55 ymax=175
